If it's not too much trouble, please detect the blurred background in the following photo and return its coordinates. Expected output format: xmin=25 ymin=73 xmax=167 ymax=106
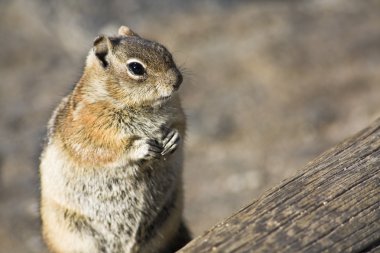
xmin=1 ymin=0 xmax=380 ymax=252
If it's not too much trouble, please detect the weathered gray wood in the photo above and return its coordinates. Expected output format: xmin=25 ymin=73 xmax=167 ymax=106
xmin=179 ymin=118 xmax=380 ymax=253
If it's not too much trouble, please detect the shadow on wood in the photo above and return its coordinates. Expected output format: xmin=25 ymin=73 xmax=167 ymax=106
xmin=179 ymin=118 xmax=380 ymax=253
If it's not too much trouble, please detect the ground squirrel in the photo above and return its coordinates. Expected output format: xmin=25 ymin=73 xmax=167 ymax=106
xmin=39 ymin=26 xmax=191 ymax=253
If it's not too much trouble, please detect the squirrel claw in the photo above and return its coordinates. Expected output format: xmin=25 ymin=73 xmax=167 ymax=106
xmin=161 ymin=129 xmax=180 ymax=156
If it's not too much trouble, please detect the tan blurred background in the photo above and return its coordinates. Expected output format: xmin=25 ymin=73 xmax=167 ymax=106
xmin=1 ymin=0 xmax=380 ymax=252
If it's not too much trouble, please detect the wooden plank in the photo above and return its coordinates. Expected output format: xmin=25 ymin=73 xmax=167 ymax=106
xmin=179 ymin=118 xmax=380 ymax=253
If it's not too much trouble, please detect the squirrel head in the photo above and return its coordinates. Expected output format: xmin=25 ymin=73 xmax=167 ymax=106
xmin=84 ymin=26 xmax=182 ymax=108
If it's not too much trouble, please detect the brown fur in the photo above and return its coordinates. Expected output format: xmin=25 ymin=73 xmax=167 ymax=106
xmin=40 ymin=26 xmax=190 ymax=253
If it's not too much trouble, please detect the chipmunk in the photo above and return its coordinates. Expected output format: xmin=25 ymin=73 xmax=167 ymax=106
xmin=39 ymin=26 xmax=190 ymax=253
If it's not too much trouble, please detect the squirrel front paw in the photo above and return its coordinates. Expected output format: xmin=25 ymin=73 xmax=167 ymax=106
xmin=131 ymin=138 xmax=163 ymax=161
xmin=161 ymin=128 xmax=181 ymax=156
xmin=130 ymin=129 xmax=181 ymax=162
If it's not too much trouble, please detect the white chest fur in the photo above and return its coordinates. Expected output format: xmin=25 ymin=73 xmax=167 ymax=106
xmin=40 ymin=140 xmax=182 ymax=252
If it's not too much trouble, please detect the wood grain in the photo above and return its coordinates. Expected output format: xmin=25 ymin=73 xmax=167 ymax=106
xmin=179 ymin=118 xmax=380 ymax=253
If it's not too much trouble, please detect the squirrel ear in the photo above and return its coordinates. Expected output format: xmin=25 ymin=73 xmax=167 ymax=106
xmin=118 ymin=26 xmax=139 ymax=37
xmin=93 ymin=35 xmax=111 ymax=68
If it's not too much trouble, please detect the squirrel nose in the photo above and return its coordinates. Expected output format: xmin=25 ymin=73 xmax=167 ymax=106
xmin=173 ymin=72 xmax=183 ymax=90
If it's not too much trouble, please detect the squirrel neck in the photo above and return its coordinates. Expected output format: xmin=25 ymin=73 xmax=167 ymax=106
xmin=69 ymin=75 xmax=176 ymax=121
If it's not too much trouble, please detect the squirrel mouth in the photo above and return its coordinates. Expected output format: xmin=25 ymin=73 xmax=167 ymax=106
xmin=154 ymin=95 xmax=172 ymax=106
xmin=160 ymin=95 xmax=172 ymax=101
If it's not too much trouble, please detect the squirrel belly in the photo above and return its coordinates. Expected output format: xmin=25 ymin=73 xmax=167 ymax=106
xmin=39 ymin=26 xmax=190 ymax=253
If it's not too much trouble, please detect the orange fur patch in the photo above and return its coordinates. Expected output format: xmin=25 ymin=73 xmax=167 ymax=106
xmin=58 ymin=100 xmax=132 ymax=168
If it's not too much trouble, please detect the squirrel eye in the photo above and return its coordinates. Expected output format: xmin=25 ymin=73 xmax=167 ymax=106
xmin=127 ymin=62 xmax=145 ymax=76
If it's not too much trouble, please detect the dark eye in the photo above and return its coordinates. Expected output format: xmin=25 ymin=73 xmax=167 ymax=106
xmin=127 ymin=61 xmax=145 ymax=76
